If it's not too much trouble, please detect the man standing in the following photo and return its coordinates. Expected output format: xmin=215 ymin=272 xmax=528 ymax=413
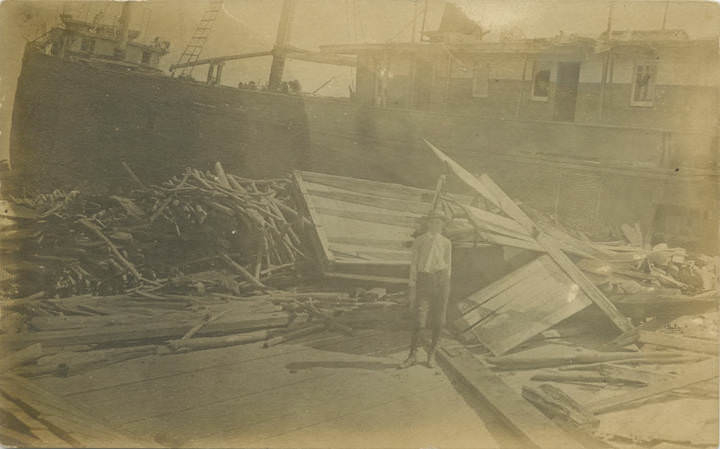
xmin=399 ymin=210 xmax=452 ymax=369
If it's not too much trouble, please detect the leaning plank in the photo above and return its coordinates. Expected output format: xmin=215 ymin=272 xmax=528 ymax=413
xmin=454 ymin=256 xmax=591 ymax=355
xmin=437 ymin=345 xmax=582 ymax=449
xmin=461 ymin=203 xmax=531 ymax=238
xmin=637 ymin=330 xmax=717 ymax=355
xmin=467 ymin=259 xmax=592 ymax=355
xmin=586 ymin=358 xmax=719 ymax=414
xmin=423 ymin=139 xmax=501 ymax=208
xmin=455 ymin=255 xmax=549 ymax=319
xmin=425 ymin=140 xmax=632 ymax=333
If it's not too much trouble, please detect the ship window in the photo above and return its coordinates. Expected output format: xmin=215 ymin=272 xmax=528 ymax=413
xmin=531 ymin=61 xmax=552 ymax=101
xmin=472 ymin=63 xmax=489 ymax=98
xmin=631 ymin=63 xmax=656 ymax=107
xmin=142 ymin=51 xmax=151 ymax=64
xmin=81 ymin=38 xmax=95 ymax=54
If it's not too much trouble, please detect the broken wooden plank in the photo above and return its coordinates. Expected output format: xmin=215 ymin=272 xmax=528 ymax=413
xmin=425 ymin=140 xmax=633 ymax=333
xmin=0 ymin=343 xmax=43 ymax=372
xmin=263 ymin=323 xmax=326 ymax=347
xmin=180 ymin=310 xmax=228 ymax=340
xmin=586 ymin=358 xmax=719 ymax=414
xmin=168 ymin=330 xmax=269 ymax=352
xmin=637 ymin=330 xmax=717 ymax=355
xmin=522 ymin=384 xmax=599 ymax=427
xmin=79 ymin=218 xmax=141 ymax=280
xmin=531 ymin=371 xmax=647 ymax=386
xmin=436 ymin=344 xmax=582 ymax=449
xmin=214 ymin=161 xmax=232 ymax=189
xmin=488 ymin=350 xmax=689 ymax=370
xmin=424 ymin=139 xmax=501 ymax=208
xmin=222 ymin=254 xmax=267 ymax=289
xmin=1 ymin=315 xmax=290 ymax=349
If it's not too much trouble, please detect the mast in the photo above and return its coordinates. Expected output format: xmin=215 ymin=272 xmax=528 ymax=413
xmin=268 ymin=0 xmax=297 ymax=90
xmin=115 ymin=1 xmax=132 ymax=59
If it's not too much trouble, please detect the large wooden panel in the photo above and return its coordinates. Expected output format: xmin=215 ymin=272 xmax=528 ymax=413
xmin=459 ymin=255 xmax=592 ymax=356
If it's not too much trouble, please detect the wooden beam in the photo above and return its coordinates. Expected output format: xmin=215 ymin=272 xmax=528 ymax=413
xmin=437 ymin=345 xmax=583 ymax=449
xmin=0 ymin=316 xmax=289 ymax=349
xmin=637 ymin=330 xmax=717 ymax=355
xmin=323 ymin=272 xmax=410 ymax=285
xmin=170 ymin=50 xmax=272 ymax=71
xmin=586 ymin=358 xmax=718 ymax=414
xmin=424 ymin=139 xmax=501 ymax=208
xmin=424 ymin=140 xmax=632 ymax=333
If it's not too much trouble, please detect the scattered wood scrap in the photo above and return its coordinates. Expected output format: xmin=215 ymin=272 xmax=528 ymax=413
xmin=586 ymin=358 xmax=719 ymax=414
xmin=522 ymin=383 xmax=599 ymax=427
xmin=436 ymin=344 xmax=587 ymax=449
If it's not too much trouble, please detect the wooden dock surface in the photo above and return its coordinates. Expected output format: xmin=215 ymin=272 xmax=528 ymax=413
xmin=35 ymin=329 xmax=501 ymax=448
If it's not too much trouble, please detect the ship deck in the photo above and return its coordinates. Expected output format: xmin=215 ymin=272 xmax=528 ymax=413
xmin=34 ymin=328 xmax=501 ymax=448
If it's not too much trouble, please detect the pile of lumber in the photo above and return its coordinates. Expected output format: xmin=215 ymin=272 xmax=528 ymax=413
xmin=0 ymin=287 xmax=407 ymax=379
xmin=1 ymin=162 xmax=304 ymax=300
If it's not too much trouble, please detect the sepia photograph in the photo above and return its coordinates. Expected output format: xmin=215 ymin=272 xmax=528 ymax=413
xmin=0 ymin=0 xmax=718 ymax=447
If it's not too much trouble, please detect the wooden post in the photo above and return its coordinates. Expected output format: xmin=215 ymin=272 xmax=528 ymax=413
xmin=207 ymin=64 xmax=216 ymax=85
xmin=115 ymin=1 xmax=132 ymax=60
xmin=215 ymin=61 xmax=225 ymax=85
xmin=268 ymin=0 xmax=297 ymax=90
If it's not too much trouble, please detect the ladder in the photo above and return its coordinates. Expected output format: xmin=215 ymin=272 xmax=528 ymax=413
xmin=173 ymin=0 xmax=224 ymax=78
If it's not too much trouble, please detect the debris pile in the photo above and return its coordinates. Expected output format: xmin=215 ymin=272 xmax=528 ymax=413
xmin=1 ymin=146 xmax=717 ymax=449
xmin=1 ymin=163 xmax=304 ymax=299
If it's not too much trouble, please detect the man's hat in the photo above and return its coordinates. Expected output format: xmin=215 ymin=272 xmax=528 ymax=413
xmin=425 ymin=209 xmax=449 ymax=222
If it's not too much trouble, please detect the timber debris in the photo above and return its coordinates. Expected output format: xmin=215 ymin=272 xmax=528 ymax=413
xmin=0 ymin=154 xmax=717 ymax=449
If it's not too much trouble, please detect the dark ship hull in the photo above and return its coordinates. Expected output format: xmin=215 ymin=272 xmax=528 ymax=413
xmin=9 ymin=49 xmax=718 ymax=249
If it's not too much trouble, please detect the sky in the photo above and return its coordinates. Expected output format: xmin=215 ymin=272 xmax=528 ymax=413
xmin=1 ymin=0 xmax=719 ymax=160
